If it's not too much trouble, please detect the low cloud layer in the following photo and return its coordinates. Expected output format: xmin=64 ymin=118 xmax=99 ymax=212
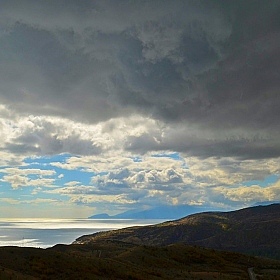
xmin=42 ymin=154 xmax=280 ymax=212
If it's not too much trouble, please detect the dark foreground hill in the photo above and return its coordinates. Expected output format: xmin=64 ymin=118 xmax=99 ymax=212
xmin=0 ymin=241 xmax=280 ymax=279
xmin=76 ymin=204 xmax=280 ymax=260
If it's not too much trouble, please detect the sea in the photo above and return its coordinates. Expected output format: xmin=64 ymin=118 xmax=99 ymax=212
xmin=0 ymin=219 xmax=163 ymax=248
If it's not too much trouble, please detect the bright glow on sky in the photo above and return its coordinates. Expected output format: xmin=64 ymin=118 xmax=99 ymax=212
xmin=0 ymin=1 xmax=279 ymax=217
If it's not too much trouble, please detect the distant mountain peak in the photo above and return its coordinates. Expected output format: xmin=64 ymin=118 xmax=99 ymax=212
xmin=89 ymin=205 xmax=219 ymax=220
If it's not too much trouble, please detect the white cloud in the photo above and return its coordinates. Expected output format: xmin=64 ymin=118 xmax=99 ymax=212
xmin=0 ymin=198 xmax=21 ymax=204
xmin=48 ymin=186 xmax=97 ymax=195
xmin=70 ymin=194 xmax=136 ymax=205
xmin=64 ymin=181 xmax=81 ymax=187
xmin=1 ymin=114 xmax=104 ymax=156
xmin=213 ymin=179 xmax=280 ymax=204
xmin=1 ymin=168 xmax=56 ymax=176
xmin=0 ymin=167 xmax=56 ymax=189
xmin=1 ymin=175 xmax=55 ymax=189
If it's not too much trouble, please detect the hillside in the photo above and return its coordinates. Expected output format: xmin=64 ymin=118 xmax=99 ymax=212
xmin=0 ymin=241 xmax=280 ymax=279
xmin=0 ymin=204 xmax=280 ymax=279
xmin=76 ymin=204 xmax=280 ymax=259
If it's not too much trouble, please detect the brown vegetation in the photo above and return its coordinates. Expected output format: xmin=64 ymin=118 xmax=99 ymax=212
xmin=76 ymin=204 xmax=280 ymax=260
xmin=1 ymin=204 xmax=280 ymax=279
xmin=0 ymin=241 xmax=280 ymax=279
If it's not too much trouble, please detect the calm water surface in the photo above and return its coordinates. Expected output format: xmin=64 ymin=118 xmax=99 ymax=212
xmin=0 ymin=219 xmax=163 ymax=248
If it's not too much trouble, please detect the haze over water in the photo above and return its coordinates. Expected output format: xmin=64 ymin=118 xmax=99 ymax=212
xmin=0 ymin=219 xmax=162 ymax=248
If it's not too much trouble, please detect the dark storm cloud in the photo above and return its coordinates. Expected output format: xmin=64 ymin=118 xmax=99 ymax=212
xmin=0 ymin=0 xmax=279 ymax=158
xmin=124 ymin=129 xmax=280 ymax=159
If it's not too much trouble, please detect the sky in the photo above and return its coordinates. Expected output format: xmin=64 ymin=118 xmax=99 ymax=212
xmin=0 ymin=0 xmax=279 ymax=218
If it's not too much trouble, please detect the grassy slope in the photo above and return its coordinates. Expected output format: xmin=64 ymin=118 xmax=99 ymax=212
xmin=75 ymin=204 xmax=280 ymax=259
xmin=1 ymin=204 xmax=280 ymax=279
xmin=0 ymin=241 xmax=280 ymax=279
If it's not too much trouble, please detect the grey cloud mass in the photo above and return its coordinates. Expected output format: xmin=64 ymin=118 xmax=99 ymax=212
xmin=0 ymin=0 xmax=279 ymax=159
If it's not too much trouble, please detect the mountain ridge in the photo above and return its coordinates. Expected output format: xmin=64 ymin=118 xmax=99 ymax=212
xmin=77 ymin=203 xmax=280 ymax=260
xmin=89 ymin=205 xmax=223 ymax=220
